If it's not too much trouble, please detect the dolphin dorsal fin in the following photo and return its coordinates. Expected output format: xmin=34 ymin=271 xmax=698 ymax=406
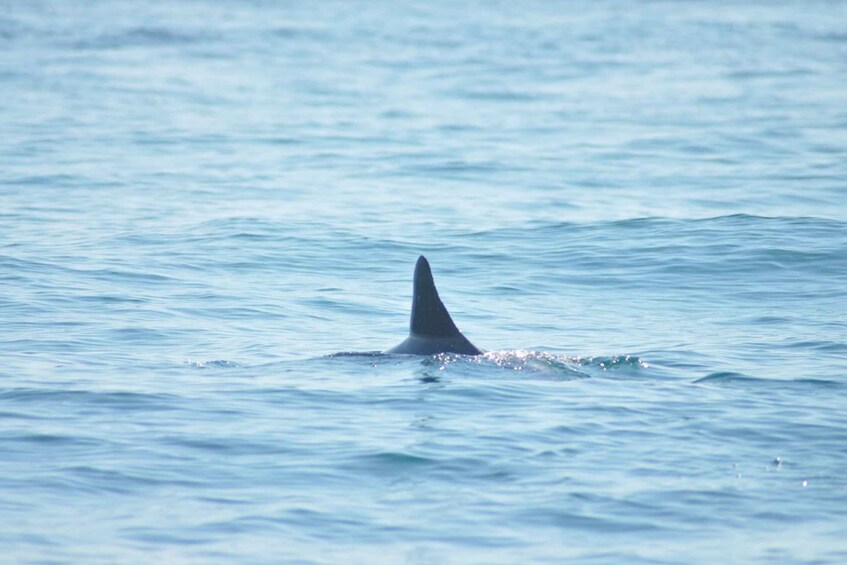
xmin=409 ymin=256 xmax=463 ymax=338
xmin=386 ymin=256 xmax=482 ymax=355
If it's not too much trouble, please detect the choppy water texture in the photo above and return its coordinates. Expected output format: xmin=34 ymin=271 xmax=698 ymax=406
xmin=2 ymin=1 xmax=847 ymax=563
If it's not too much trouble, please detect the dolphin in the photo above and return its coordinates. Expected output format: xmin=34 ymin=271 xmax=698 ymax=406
xmin=386 ymin=256 xmax=483 ymax=355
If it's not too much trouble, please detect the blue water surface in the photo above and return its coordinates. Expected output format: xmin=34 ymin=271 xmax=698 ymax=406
xmin=2 ymin=1 xmax=847 ymax=563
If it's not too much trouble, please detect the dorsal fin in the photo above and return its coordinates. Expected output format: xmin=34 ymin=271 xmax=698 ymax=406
xmin=386 ymin=256 xmax=482 ymax=355
xmin=409 ymin=255 xmax=463 ymax=338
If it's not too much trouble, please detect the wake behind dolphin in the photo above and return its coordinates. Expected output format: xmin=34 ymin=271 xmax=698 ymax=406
xmin=386 ymin=256 xmax=482 ymax=356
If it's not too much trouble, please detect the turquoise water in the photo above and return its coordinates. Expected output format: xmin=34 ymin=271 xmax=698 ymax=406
xmin=2 ymin=1 xmax=847 ymax=562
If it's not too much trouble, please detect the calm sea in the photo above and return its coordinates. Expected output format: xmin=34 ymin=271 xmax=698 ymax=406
xmin=2 ymin=1 xmax=846 ymax=563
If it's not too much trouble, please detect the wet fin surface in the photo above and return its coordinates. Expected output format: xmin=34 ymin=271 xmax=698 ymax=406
xmin=410 ymin=255 xmax=463 ymax=338
xmin=387 ymin=256 xmax=482 ymax=355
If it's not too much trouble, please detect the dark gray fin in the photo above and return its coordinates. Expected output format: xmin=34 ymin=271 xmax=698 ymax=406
xmin=385 ymin=256 xmax=482 ymax=355
xmin=410 ymin=255 xmax=463 ymax=338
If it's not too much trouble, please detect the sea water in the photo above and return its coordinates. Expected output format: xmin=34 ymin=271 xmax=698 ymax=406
xmin=1 ymin=1 xmax=846 ymax=563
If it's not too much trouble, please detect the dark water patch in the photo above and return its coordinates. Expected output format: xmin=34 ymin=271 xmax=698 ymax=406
xmin=161 ymin=436 xmax=285 ymax=456
xmin=186 ymin=217 xmax=299 ymax=242
xmin=107 ymin=327 xmax=185 ymax=344
xmin=121 ymin=527 xmax=213 ymax=546
xmin=0 ymin=411 xmax=54 ymax=421
xmin=194 ymin=495 xmax=253 ymax=507
xmin=0 ymin=388 xmax=183 ymax=412
xmin=784 ymin=340 xmax=847 ymax=354
xmin=75 ymin=294 xmax=148 ymax=305
xmin=451 ymin=88 xmax=543 ymax=102
xmin=751 ymin=509 xmax=806 ymax=524
xmin=467 ymin=215 xmax=847 ymax=261
xmin=130 ymin=131 xmax=232 ymax=147
xmin=198 ymin=514 xmax=283 ymax=535
xmin=3 ymin=433 xmax=101 ymax=447
xmin=435 ymin=122 xmax=485 ymax=133
xmin=347 ymin=452 xmax=438 ymax=477
xmin=0 ymin=15 xmax=26 ymax=41
xmin=789 ymin=378 xmax=843 ymax=388
xmin=258 ymin=135 xmax=300 ymax=146
xmin=56 ymin=465 xmax=156 ymax=495
xmin=4 ymin=173 xmax=84 ymax=187
xmin=726 ymin=68 xmax=817 ymax=80
xmin=0 ymin=531 xmax=57 ymax=548
xmin=64 ymin=463 xmax=209 ymax=491
xmin=72 ymin=26 xmax=218 ymax=50
xmin=693 ymin=372 xmax=842 ymax=389
xmin=175 ymin=305 xmax=289 ymax=321
xmin=396 ymin=158 xmax=525 ymax=180
xmin=273 ymin=26 xmax=331 ymax=41
xmin=694 ymin=371 xmax=762 ymax=384
xmin=518 ymin=508 xmax=661 ymax=533
xmin=815 ymin=31 xmax=847 ymax=43
xmin=303 ymin=297 xmax=378 ymax=315
xmin=89 ymin=268 xmax=175 ymax=283
xmin=273 ymin=507 xmax=380 ymax=541
xmin=232 ymin=385 xmax=388 ymax=414
xmin=749 ymin=315 xmax=793 ymax=324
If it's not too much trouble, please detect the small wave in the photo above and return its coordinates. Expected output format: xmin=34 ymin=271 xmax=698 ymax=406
xmin=185 ymin=359 xmax=243 ymax=369
xmin=325 ymin=350 xmax=648 ymax=381
xmin=571 ymin=355 xmax=649 ymax=370
xmin=273 ymin=26 xmax=330 ymax=41
xmin=694 ymin=372 xmax=841 ymax=388
xmin=416 ymin=350 xmax=592 ymax=381
xmin=5 ymin=173 xmax=82 ymax=187
xmin=109 ymin=327 xmax=178 ymax=343
xmin=186 ymin=217 xmax=293 ymax=242
xmin=73 ymin=26 xmax=215 ymax=50
xmin=0 ymin=388 xmax=181 ymax=411
xmin=452 ymin=89 xmax=541 ymax=102
xmin=518 ymin=508 xmax=662 ymax=533
xmin=5 ymin=433 xmax=100 ymax=447
xmin=0 ymin=16 xmax=27 ymax=41
xmin=480 ymin=350 xmax=590 ymax=376
xmin=784 ymin=340 xmax=847 ymax=354
xmin=63 ymin=465 xmax=202 ymax=493
xmin=693 ymin=371 xmax=758 ymax=384
xmin=356 ymin=451 xmax=436 ymax=468
xmin=815 ymin=31 xmax=847 ymax=43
